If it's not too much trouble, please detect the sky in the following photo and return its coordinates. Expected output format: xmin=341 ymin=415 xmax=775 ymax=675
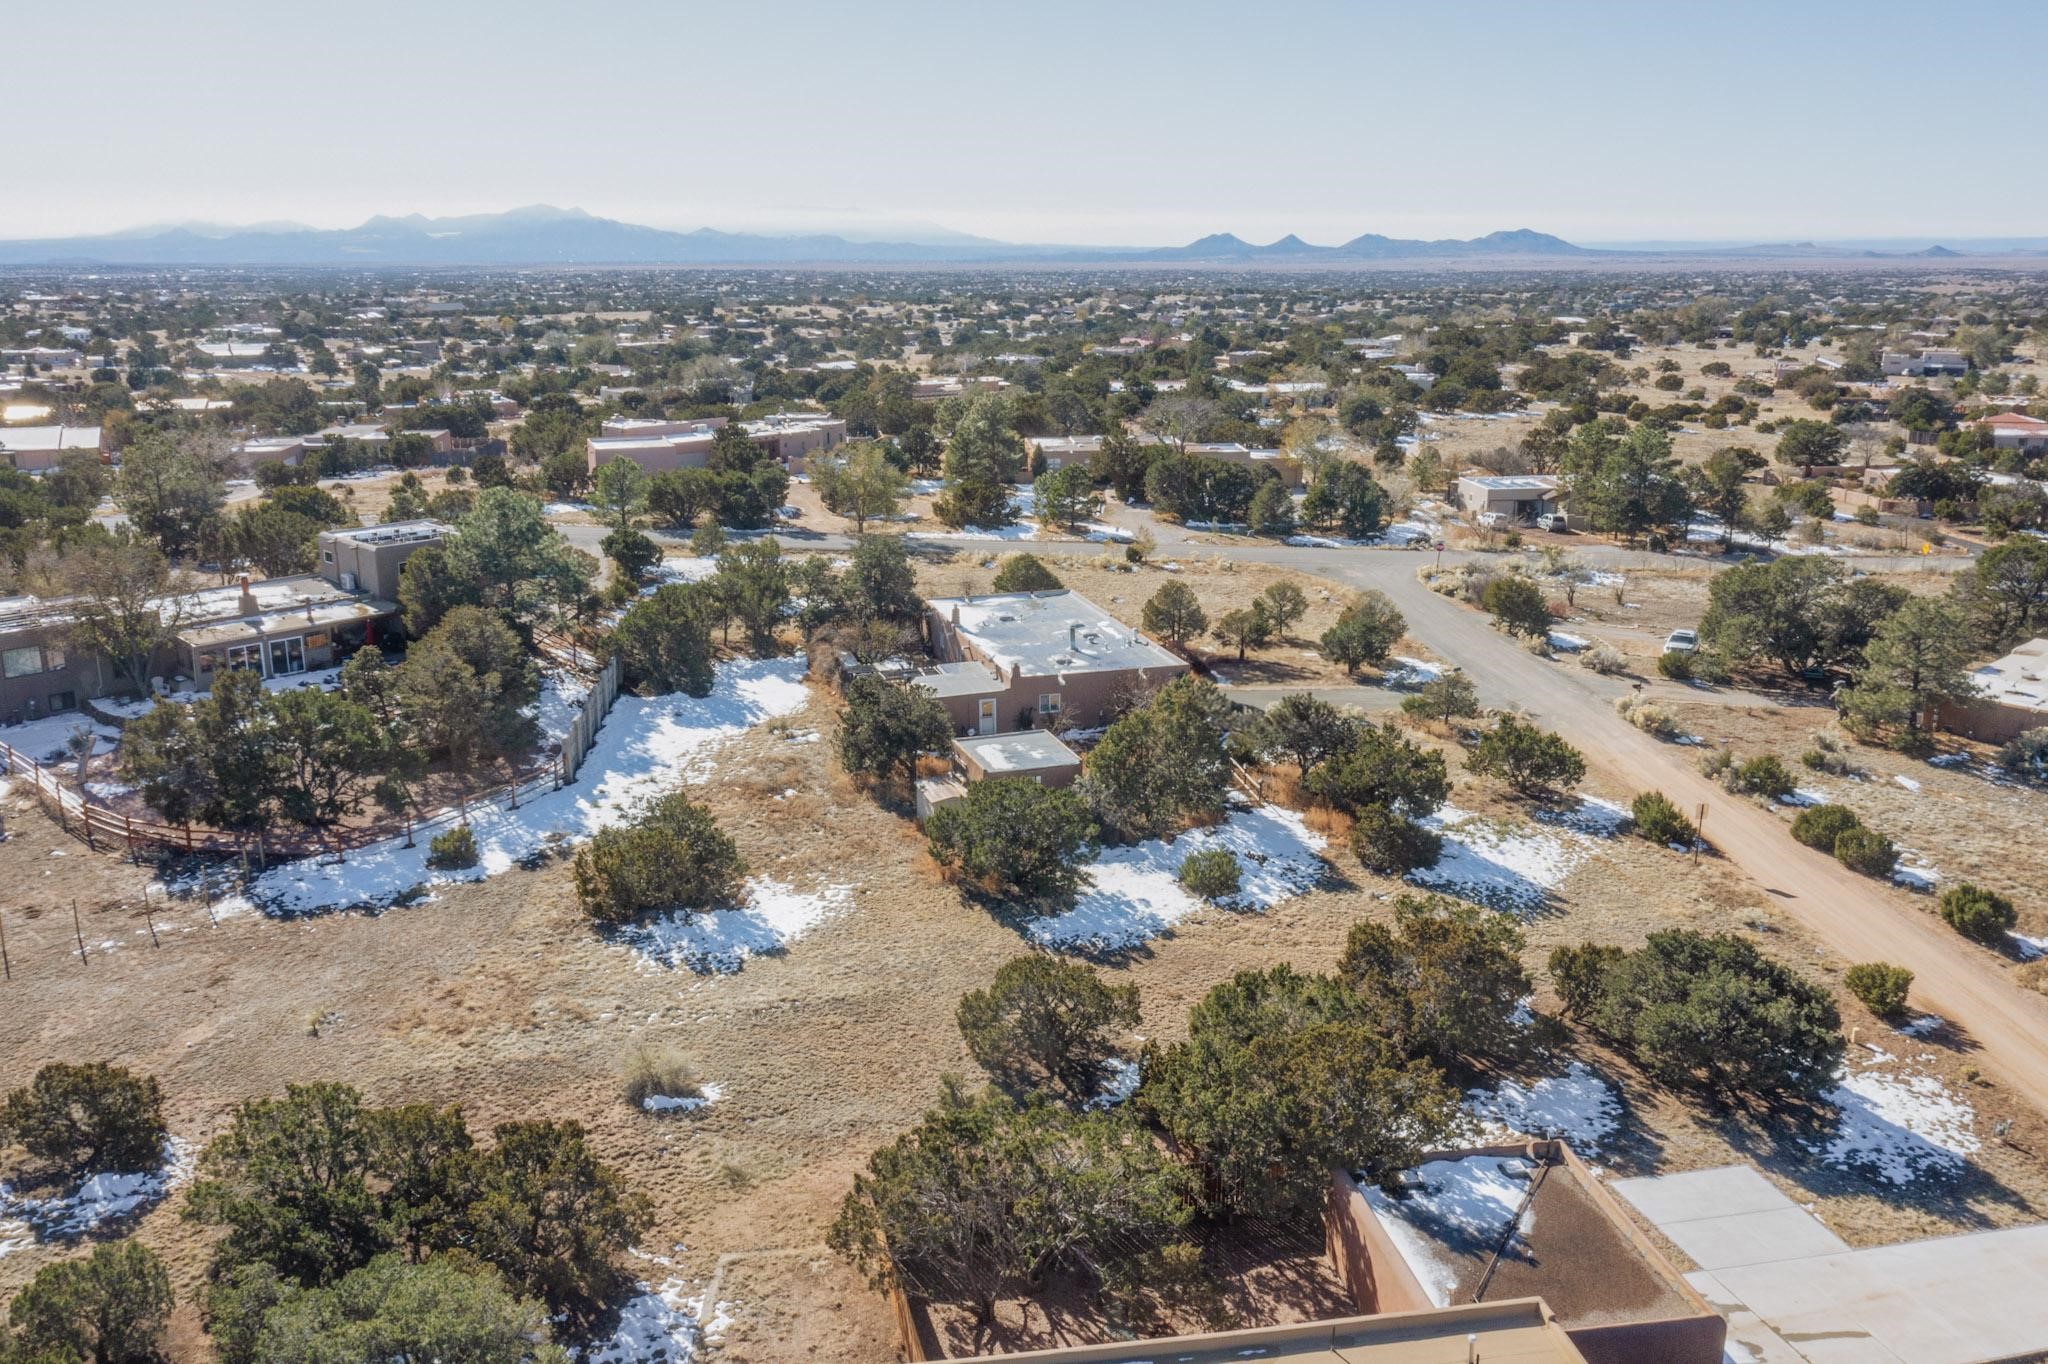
xmin=11 ymin=0 xmax=2047 ymax=246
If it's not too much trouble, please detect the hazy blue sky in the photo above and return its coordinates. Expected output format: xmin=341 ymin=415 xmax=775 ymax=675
xmin=12 ymin=0 xmax=2045 ymax=244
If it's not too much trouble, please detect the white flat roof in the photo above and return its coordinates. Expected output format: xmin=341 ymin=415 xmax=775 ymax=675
xmin=929 ymin=589 xmax=1184 ymax=679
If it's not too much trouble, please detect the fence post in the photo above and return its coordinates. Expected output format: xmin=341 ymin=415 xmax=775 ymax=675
xmin=0 ymin=907 xmax=10 ymax=980
xmin=71 ymin=899 xmax=87 ymax=965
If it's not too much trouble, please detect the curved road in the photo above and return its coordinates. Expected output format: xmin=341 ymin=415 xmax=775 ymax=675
xmin=562 ymin=512 xmax=2048 ymax=1096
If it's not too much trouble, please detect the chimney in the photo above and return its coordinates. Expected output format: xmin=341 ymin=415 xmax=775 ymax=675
xmin=1069 ymin=622 xmax=1079 ymax=649
xmin=237 ymin=574 xmax=258 ymax=617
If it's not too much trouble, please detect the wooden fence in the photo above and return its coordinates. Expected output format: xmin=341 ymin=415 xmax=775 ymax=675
xmin=1 ymin=652 xmax=627 ymax=860
xmin=560 ymin=654 xmax=622 ymax=784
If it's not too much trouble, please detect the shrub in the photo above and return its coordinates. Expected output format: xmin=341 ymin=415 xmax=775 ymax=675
xmin=1400 ymin=672 xmax=1480 ymax=726
xmin=1319 ymin=591 xmax=1407 ymax=676
xmin=0 ymin=1062 xmax=166 ymax=1176
xmin=927 ymin=777 xmax=1101 ymax=905
xmin=1844 ymin=963 xmax=1914 ymax=1019
xmin=572 ymin=793 xmax=747 ymax=925
xmin=1939 ymin=882 xmax=2017 ymax=944
xmin=839 ymin=675 xmax=953 ymax=786
xmin=6 ymin=1240 xmax=172 ymax=1364
xmin=1467 ymin=715 xmax=1586 ymax=797
xmin=956 ymin=956 xmax=1140 ymax=1103
xmin=1997 ymin=728 xmax=2048 ymax=783
xmin=1697 ymin=747 xmax=1734 ymax=781
xmin=1833 ymin=826 xmax=1897 ymax=878
xmin=1546 ymin=931 xmax=1843 ymax=1102
xmin=1729 ymin=754 xmax=1795 ymax=799
xmin=1177 ymin=848 xmax=1242 ymax=899
xmin=1136 ymin=966 xmax=1460 ymax=1214
xmin=1079 ymin=676 xmax=1232 ymax=840
xmin=1349 ymin=804 xmax=1443 ymax=874
xmin=1631 ymin=791 xmax=1690 ymax=845
xmin=425 ymin=823 xmax=478 ymax=871
xmin=1790 ymin=803 xmax=1863 ymax=851
xmin=1339 ymin=895 xmax=1530 ymax=1065
xmin=990 ymin=553 xmax=1062 ymax=593
xmin=231 ymin=1255 xmax=551 ymax=1364
xmin=1614 ymin=695 xmax=1678 ymax=737
xmin=1579 ymin=642 xmax=1627 ymax=674
xmin=1655 ymin=649 xmax=1694 ymax=681
xmin=621 ymin=1044 xmax=702 ymax=1109
xmin=462 ymin=1120 xmax=654 ymax=1315
xmin=1480 ymin=574 xmax=1551 ymax=638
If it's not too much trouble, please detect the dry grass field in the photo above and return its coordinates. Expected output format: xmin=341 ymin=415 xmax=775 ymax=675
xmin=5 ymin=563 xmax=2048 ymax=1361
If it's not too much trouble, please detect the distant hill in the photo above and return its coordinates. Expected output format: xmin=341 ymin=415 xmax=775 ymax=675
xmin=0 ymin=206 xmax=1599 ymax=267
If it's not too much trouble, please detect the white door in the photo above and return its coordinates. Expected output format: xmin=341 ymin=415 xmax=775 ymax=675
xmin=977 ymin=699 xmax=997 ymax=736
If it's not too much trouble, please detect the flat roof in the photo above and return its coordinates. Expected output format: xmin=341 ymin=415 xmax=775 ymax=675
xmin=954 ymin=729 xmax=1080 ymax=773
xmin=1966 ymin=636 xmax=2048 ymax=714
xmin=321 ymin=520 xmax=450 ymax=547
xmin=912 ymin=659 xmax=1005 ymax=699
xmin=929 ymin=589 xmax=1184 ymax=679
xmin=1360 ymin=1149 xmax=1695 ymax=1330
xmin=983 ymin=1302 xmax=1586 ymax=1363
xmin=1461 ymin=475 xmax=1559 ymax=491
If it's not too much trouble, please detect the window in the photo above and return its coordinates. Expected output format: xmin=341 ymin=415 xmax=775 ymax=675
xmin=269 ymin=636 xmax=306 ymax=676
xmin=42 ymin=644 xmax=63 ymax=671
xmin=47 ymin=691 xmax=73 ymax=713
xmin=1038 ymin=692 xmax=1062 ymax=715
xmin=224 ymin=643 xmax=264 ymax=673
xmin=2 ymin=646 xmax=43 ymax=679
xmin=322 ymin=549 xmax=335 ymax=563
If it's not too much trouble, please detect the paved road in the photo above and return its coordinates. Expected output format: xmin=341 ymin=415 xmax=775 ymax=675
xmin=557 ymin=508 xmax=2048 ymax=1095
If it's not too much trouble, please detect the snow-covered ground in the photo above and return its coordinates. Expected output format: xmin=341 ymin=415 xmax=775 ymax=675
xmin=1546 ymin=631 xmax=1589 ymax=652
xmin=0 ymin=713 xmax=123 ymax=764
xmin=575 ymin=1257 xmax=729 ymax=1364
xmin=247 ymin=660 xmax=812 ymax=915
xmin=1026 ymin=802 xmax=1327 ymax=953
xmin=647 ymin=556 xmax=719 ymax=586
xmin=1407 ymin=800 xmax=1615 ymax=915
xmin=1463 ymin=1062 xmax=1621 ymax=1155
xmin=642 ymin=1082 xmax=723 ymax=1115
xmin=1085 ymin=1057 xmax=1143 ymax=1111
xmin=1891 ymin=850 xmax=1940 ymax=892
xmin=1807 ymin=1051 xmax=1979 ymax=1185
xmin=0 ymin=1139 xmax=191 ymax=1258
xmin=1381 ymin=656 xmax=1442 ymax=688
xmin=1360 ymin=1156 xmax=1531 ymax=1308
xmin=1285 ymin=515 xmax=1437 ymax=550
xmin=97 ymin=666 xmax=347 ymax=721
xmin=619 ymin=880 xmax=855 ymax=974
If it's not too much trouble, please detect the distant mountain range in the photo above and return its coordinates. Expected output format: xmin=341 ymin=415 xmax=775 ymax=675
xmin=0 ymin=205 xmax=2034 ymax=267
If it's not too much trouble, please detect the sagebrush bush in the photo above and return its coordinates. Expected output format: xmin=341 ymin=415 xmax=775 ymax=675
xmin=1631 ymin=791 xmax=1691 ymax=846
xmin=1791 ymin=803 xmax=1863 ymax=851
xmin=1349 ymin=805 xmax=1444 ymax=874
xmin=1614 ymin=696 xmax=1678 ymax=737
xmin=1998 ymin=728 xmax=2048 ymax=783
xmin=1844 ymin=962 xmax=1913 ymax=1019
xmin=622 ymin=1043 xmax=702 ymax=1108
xmin=1655 ymin=649 xmax=1694 ymax=681
xmin=1833 ymin=826 xmax=1897 ymax=878
xmin=425 ymin=824 xmax=479 ymax=871
xmin=1939 ymin=883 xmax=2017 ymax=944
xmin=1580 ymin=643 xmax=1628 ymax=674
xmin=1177 ymin=848 xmax=1242 ymax=899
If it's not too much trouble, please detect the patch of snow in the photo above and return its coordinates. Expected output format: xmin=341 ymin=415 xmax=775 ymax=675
xmin=1892 ymin=854 xmax=1940 ymax=892
xmin=1026 ymin=803 xmax=1327 ymax=953
xmin=1807 ymin=1061 xmax=1978 ymax=1185
xmin=649 ymin=556 xmax=719 ymax=586
xmin=1893 ymin=774 xmax=1922 ymax=792
xmin=1535 ymin=796 xmax=1630 ymax=838
xmin=1407 ymin=804 xmax=1593 ymax=915
xmin=575 ymin=1276 xmax=725 ymax=1364
xmin=1381 ymin=656 xmax=1442 ymax=688
xmin=1896 ymin=1015 xmax=1943 ymax=1038
xmin=247 ymin=660 xmax=811 ymax=914
xmin=0 ymin=714 xmax=123 ymax=764
xmin=1085 ymin=1057 xmax=1142 ymax=1112
xmin=621 ymin=880 xmax=854 ymax=974
xmin=642 ymin=1082 xmax=723 ymax=1115
xmin=83 ymin=780 xmax=134 ymax=801
xmin=1776 ymin=788 xmax=1828 ymax=808
xmin=529 ymin=672 xmax=587 ymax=748
xmin=2009 ymin=933 xmax=2048 ymax=961
xmin=0 ymin=1139 xmax=191 ymax=1257
xmin=1360 ymin=1156 xmax=1532 ymax=1309
xmin=1546 ymin=631 xmax=1589 ymax=652
xmin=1463 ymin=1063 xmax=1621 ymax=1154
xmin=1927 ymin=752 xmax=1970 ymax=769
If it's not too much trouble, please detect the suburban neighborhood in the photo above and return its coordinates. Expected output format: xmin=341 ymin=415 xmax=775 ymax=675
xmin=6 ymin=4 xmax=2048 ymax=1363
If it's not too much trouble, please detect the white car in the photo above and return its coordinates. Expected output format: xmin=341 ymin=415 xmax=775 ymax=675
xmin=1663 ymin=628 xmax=1698 ymax=654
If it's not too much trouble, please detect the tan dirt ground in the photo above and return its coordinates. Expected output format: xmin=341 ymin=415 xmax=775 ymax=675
xmin=4 ymin=605 xmax=2047 ymax=1359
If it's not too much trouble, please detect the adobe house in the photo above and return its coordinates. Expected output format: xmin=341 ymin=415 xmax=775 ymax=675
xmin=316 ymin=520 xmax=450 ymax=599
xmin=913 ymin=729 xmax=1083 ymax=824
xmin=917 ymin=589 xmax=1188 ymax=737
xmin=1934 ymin=637 xmax=2048 ymax=744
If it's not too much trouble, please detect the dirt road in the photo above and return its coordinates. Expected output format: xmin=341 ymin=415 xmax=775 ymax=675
xmin=1266 ymin=546 xmax=2048 ymax=1100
